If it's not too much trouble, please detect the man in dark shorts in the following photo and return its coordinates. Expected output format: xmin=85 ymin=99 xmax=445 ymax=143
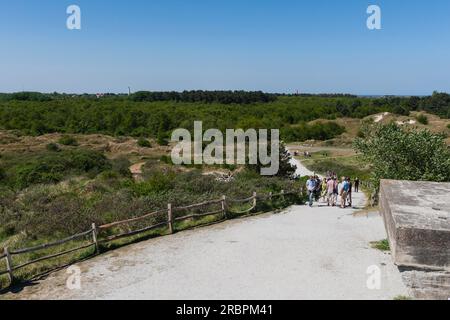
xmin=354 ymin=177 xmax=360 ymax=193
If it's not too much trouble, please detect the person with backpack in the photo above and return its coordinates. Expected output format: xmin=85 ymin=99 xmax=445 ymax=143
xmin=340 ymin=177 xmax=350 ymax=209
xmin=314 ymin=176 xmax=322 ymax=201
xmin=347 ymin=177 xmax=353 ymax=207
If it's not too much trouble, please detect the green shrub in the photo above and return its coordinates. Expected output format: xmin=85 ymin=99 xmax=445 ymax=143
xmin=447 ymin=123 xmax=450 ymax=129
xmin=131 ymin=171 xmax=176 ymax=196
xmin=46 ymin=143 xmax=60 ymax=152
xmin=416 ymin=114 xmax=429 ymax=125
xmin=160 ymin=155 xmax=173 ymax=165
xmin=6 ymin=149 xmax=111 ymax=189
xmin=58 ymin=135 xmax=78 ymax=146
xmin=98 ymin=170 xmax=120 ymax=180
xmin=157 ymin=132 xmax=169 ymax=146
xmin=111 ymin=157 xmax=132 ymax=177
xmin=137 ymin=137 xmax=152 ymax=148
xmin=354 ymin=123 xmax=450 ymax=187
xmin=282 ymin=121 xmax=346 ymax=142
xmin=0 ymin=167 xmax=6 ymax=181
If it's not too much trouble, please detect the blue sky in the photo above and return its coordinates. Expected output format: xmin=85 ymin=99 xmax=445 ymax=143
xmin=0 ymin=0 xmax=449 ymax=95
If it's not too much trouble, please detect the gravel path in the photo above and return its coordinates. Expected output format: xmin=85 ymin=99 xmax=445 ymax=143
xmin=3 ymin=160 xmax=409 ymax=300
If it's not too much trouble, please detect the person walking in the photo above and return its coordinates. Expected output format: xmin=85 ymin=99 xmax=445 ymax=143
xmin=347 ymin=177 xmax=353 ymax=207
xmin=332 ymin=176 xmax=339 ymax=206
xmin=306 ymin=176 xmax=317 ymax=207
xmin=354 ymin=177 xmax=360 ymax=193
xmin=314 ymin=175 xmax=322 ymax=202
xmin=321 ymin=178 xmax=328 ymax=202
xmin=340 ymin=177 xmax=350 ymax=209
xmin=326 ymin=177 xmax=335 ymax=206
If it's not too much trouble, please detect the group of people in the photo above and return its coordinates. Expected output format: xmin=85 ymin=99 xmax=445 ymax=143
xmin=306 ymin=174 xmax=360 ymax=209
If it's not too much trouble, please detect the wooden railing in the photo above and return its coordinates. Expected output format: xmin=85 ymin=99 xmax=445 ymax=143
xmin=0 ymin=189 xmax=303 ymax=286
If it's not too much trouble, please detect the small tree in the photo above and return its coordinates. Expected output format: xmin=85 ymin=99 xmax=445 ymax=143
xmin=247 ymin=142 xmax=297 ymax=178
xmin=416 ymin=114 xmax=429 ymax=125
xmin=46 ymin=143 xmax=61 ymax=152
xmin=157 ymin=131 xmax=169 ymax=146
xmin=137 ymin=137 xmax=152 ymax=148
xmin=354 ymin=123 xmax=450 ymax=188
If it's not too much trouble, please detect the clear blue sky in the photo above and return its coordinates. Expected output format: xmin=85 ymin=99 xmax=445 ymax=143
xmin=1 ymin=0 xmax=449 ymax=95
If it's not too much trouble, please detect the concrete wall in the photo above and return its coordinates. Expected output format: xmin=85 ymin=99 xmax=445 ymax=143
xmin=379 ymin=180 xmax=450 ymax=270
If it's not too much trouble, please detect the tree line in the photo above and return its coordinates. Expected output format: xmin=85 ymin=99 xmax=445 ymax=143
xmin=0 ymin=92 xmax=449 ymax=142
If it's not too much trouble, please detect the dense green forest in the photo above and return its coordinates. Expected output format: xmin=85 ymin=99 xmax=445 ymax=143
xmin=0 ymin=91 xmax=449 ymax=142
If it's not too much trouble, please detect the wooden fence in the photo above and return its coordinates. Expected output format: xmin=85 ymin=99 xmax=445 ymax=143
xmin=0 ymin=189 xmax=303 ymax=286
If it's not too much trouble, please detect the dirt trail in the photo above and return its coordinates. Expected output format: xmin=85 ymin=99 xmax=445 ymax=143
xmin=129 ymin=162 xmax=146 ymax=175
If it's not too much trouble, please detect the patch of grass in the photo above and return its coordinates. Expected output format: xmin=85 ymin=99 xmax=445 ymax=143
xmin=370 ymin=239 xmax=390 ymax=251
xmin=0 ymin=237 xmax=95 ymax=290
xmin=301 ymin=155 xmax=371 ymax=181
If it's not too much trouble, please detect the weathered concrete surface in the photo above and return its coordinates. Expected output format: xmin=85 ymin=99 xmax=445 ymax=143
xmin=380 ymin=180 xmax=450 ymax=299
xmin=379 ymin=180 xmax=450 ymax=270
xmin=401 ymin=269 xmax=450 ymax=300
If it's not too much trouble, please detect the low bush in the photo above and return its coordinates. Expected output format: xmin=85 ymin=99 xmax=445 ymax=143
xmin=416 ymin=114 xmax=429 ymax=125
xmin=282 ymin=121 xmax=346 ymax=142
xmin=2 ymin=149 xmax=111 ymax=189
xmin=58 ymin=135 xmax=78 ymax=146
xmin=46 ymin=143 xmax=60 ymax=152
xmin=354 ymin=123 xmax=450 ymax=187
xmin=137 ymin=137 xmax=152 ymax=148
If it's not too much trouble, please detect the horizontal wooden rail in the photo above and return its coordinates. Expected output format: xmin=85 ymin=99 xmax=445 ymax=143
xmin=99 ymin=210 xmax=166 ymax=230
xmin=0 ymin=269 xmax=9 ymax=277
xmin=226 ymin=196 xmax=255 ymax=204
xmin=10 ymin=229 xmax=94 ymax=255
xmin=173 ymin=199 xmax=222 ymax=212
xmin=13 ymin=243 xmax=95 ymax=271
xmin=174 ymin=209 xmax=224 ymax=222
xmin=227 ymin=203 xmax=257 ymax=215
xmin=98 ymin=222 xmax=168 ymax=243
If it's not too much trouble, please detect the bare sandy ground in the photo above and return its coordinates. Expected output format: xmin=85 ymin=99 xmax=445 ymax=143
xmin=3 ymin=160 xmax=409 ymax=300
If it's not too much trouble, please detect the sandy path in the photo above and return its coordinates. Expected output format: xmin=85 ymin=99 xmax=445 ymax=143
xmin=129 ymin=162 xmax=146 ymax=175
xmin=3 ymin=161 xmax=409 ymax=300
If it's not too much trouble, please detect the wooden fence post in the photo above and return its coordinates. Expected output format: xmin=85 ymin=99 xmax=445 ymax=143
xmin=281 ymin=190 xmax=285 ymax=201
xmin=91 ymin=223 xmax=99 ymax=254
xmin=221 ymin=196 xmax=227 ymax=219
xmin=4 ymin=247 xmax=13 ymax=284
xmin=167 ymin=203 xmax=173 ymax=234
xmin=253 ymin=192 xmax=257 ymax=208
xmin=269 ymin=192 xmax=273 ymax=201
